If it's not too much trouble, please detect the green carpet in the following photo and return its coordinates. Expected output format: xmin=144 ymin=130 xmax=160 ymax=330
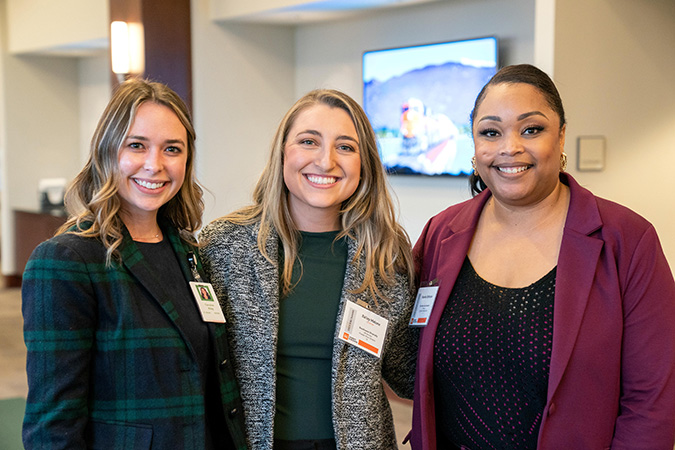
xmin=0 ymin=397 xmax=25 ymax=450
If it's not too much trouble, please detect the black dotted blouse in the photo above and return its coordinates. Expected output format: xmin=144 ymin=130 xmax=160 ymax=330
xmin=433 ymin=257 xmax=555 ymax=450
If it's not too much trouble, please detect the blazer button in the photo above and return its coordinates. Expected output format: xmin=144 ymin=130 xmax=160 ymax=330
xmin=220 ymin=359 xmax=228 ymax=366
xmin=229 ymin=408 xmax=238 ymax=418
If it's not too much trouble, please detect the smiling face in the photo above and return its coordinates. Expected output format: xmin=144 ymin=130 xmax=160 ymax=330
xmin=472 ymin=82 xmax=566 ymax=208
xmin=282 ymin=104 xmax=361 ymax=231
xmin=116 ymin=101 xmax=188 ymax=226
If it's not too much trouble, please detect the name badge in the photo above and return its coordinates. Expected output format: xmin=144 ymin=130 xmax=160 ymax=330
xmin=189 ymin=281 xmax=226 ymax=323
xmin=338 ymin=300 xmax=388 ymax=358
xmin=409 ymin=284 xmax=439 ymax=327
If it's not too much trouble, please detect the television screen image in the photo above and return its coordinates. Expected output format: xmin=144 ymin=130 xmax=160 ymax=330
xmin=363 ymin=36 xmax=498 ymax=176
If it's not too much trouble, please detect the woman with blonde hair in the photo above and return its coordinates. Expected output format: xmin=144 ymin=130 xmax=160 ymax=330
xmin=200 ymin=89 xmax=417 ymax=450
xmin=22 ymin=78 xmax=247 ymax=449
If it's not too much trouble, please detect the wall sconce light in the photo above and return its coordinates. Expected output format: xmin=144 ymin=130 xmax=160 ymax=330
xmin=110 ymin=21 xmax=145 ymax=81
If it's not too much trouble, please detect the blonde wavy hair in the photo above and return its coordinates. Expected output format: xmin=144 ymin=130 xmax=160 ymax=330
xmin=224 ymin=89 xmax=414 ymax=299
xmin=58 ymin=78 xmax=203 ymax=264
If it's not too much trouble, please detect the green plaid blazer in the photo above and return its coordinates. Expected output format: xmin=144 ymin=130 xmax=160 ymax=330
xmin=22 ymin=224 xmax=248 ymax=449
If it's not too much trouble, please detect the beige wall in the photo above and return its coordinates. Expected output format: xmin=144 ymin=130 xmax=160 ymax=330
xmin=0 ymin=0 xmax=110 ymax=274
xmin=0 ymin=54 xmax=85 ymax=273
xmin=6 ymin=0 xmax=107 ymax=54
xmin=554 ymin=0 xmax=675 ymax=261
xmin=0 ymin=0 xmax=7 ymax=267
xmin=192 ymin=0 xmax=296 ymax=223
xmin=294 ymin=0 xmax=536 ymax=241
xmin=289 ymin=0 xmax=675 ymax=265
xmin=77 ymin=55 xmax=111 ymax=164
xmin=1 ymin=0 xmax=673 ymax=274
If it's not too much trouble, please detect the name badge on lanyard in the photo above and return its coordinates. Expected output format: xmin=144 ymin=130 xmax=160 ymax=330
xmin=187 ymin=252 xmax=226 ymax=323
xmin=338 ymin=300 xmax=388 ymax=358
xmin=409 ymin=280 xmax=440 ymax=327
xmin=189 ymin=282 xmax=226 ymax=323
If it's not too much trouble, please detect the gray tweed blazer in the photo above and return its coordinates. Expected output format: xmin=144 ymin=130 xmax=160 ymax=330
xmin=199 ymin=219 xmax=418 ymax=450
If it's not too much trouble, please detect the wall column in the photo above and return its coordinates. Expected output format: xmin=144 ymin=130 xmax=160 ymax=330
xmin=110 ymin=0 xmax=192 ymax=109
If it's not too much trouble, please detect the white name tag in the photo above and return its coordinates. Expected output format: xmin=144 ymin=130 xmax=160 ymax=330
xmin=338 ymin=300 xmax=388 ymax=358
xmin=409 ymin=285 xmax=439 ymax=327
xmin=189 ymin=281 xmax=226 ymax=323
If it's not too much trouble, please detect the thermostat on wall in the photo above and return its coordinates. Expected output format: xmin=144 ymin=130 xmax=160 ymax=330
xmin=577 ymin=136 xmax=605 ymax=171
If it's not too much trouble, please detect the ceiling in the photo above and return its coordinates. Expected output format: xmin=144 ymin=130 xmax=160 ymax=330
xmin=212 ymin=0 xmax=442 ymax=24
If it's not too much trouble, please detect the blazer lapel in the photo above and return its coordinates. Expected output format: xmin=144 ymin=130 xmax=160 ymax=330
xmin=420 ymin=229 xmax=474 ymax=349
xmin=416 ymin=192 xmax=489 ymax=448
xmin=547 ymin=174 xmax=604 ymax=400
xmin=251 ymin=224 xmax=281 ymax=317
xmin=248 ymin=224 xmax=281 ymax=365
xmin=421 ymin=191 xmax=490 ymax=345
xmin=119 ymin=226 xmax=199 ymax=355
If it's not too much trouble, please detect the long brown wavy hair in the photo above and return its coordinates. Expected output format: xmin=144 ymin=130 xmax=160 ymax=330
xmin=58 ymin=78 xmax=203 ymax=264
xmin=223 ymin=89 xmax=414 ymax=299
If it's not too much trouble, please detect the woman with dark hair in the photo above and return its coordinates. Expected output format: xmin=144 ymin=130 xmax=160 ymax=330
xmin=410 ymin=64 xmax=675 ymax=449
xmin=199 ymin=89 xmax=417 ymax=449
xmin=22 ymin=79 xmax=247 ymax=449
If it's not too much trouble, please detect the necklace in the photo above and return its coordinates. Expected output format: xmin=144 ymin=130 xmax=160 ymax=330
xmin=134 ymin=230 xmax=162 ymax=243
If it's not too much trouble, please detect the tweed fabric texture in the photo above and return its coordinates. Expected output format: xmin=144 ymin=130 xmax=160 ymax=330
xmin=22 ymin=224 xmax=247 ymax=450
xmin=199 ymin=220 xmax=418 ymax=450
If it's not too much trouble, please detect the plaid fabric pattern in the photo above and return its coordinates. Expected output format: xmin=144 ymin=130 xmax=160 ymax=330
xmin=22 ymin=225 xmax=247 ymax=450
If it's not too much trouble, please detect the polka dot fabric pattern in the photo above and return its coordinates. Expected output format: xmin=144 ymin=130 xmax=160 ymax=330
xmin=433 ymin=258 xmax=555 ymax=450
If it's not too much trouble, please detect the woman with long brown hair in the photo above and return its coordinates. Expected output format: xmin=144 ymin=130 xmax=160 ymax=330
xmin=200 ymin=89 xmax=417 ymax=450
xmin=22 ymin=79 xmax=247 ymax=449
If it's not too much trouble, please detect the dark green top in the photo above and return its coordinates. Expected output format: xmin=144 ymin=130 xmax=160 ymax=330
xmin=274 ymin=230 xmax=348 ymax=440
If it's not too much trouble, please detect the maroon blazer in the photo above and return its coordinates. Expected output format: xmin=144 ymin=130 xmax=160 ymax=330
xmin=410 ymin=174 xmax=675 ymax=450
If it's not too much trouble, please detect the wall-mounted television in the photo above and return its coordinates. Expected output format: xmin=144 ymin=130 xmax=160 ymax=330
xmin=363 ymin=36 xmax=498 ymax=176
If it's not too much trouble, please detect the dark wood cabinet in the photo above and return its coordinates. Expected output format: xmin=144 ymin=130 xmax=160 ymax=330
xmin=14 ymin=210 xmax=67 ymax=281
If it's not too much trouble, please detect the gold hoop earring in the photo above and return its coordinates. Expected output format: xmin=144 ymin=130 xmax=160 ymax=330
xmin=560 ymin=152 xmax=568 ymax=172
xmin=471 ymin=155 xmax=478 ymax=176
